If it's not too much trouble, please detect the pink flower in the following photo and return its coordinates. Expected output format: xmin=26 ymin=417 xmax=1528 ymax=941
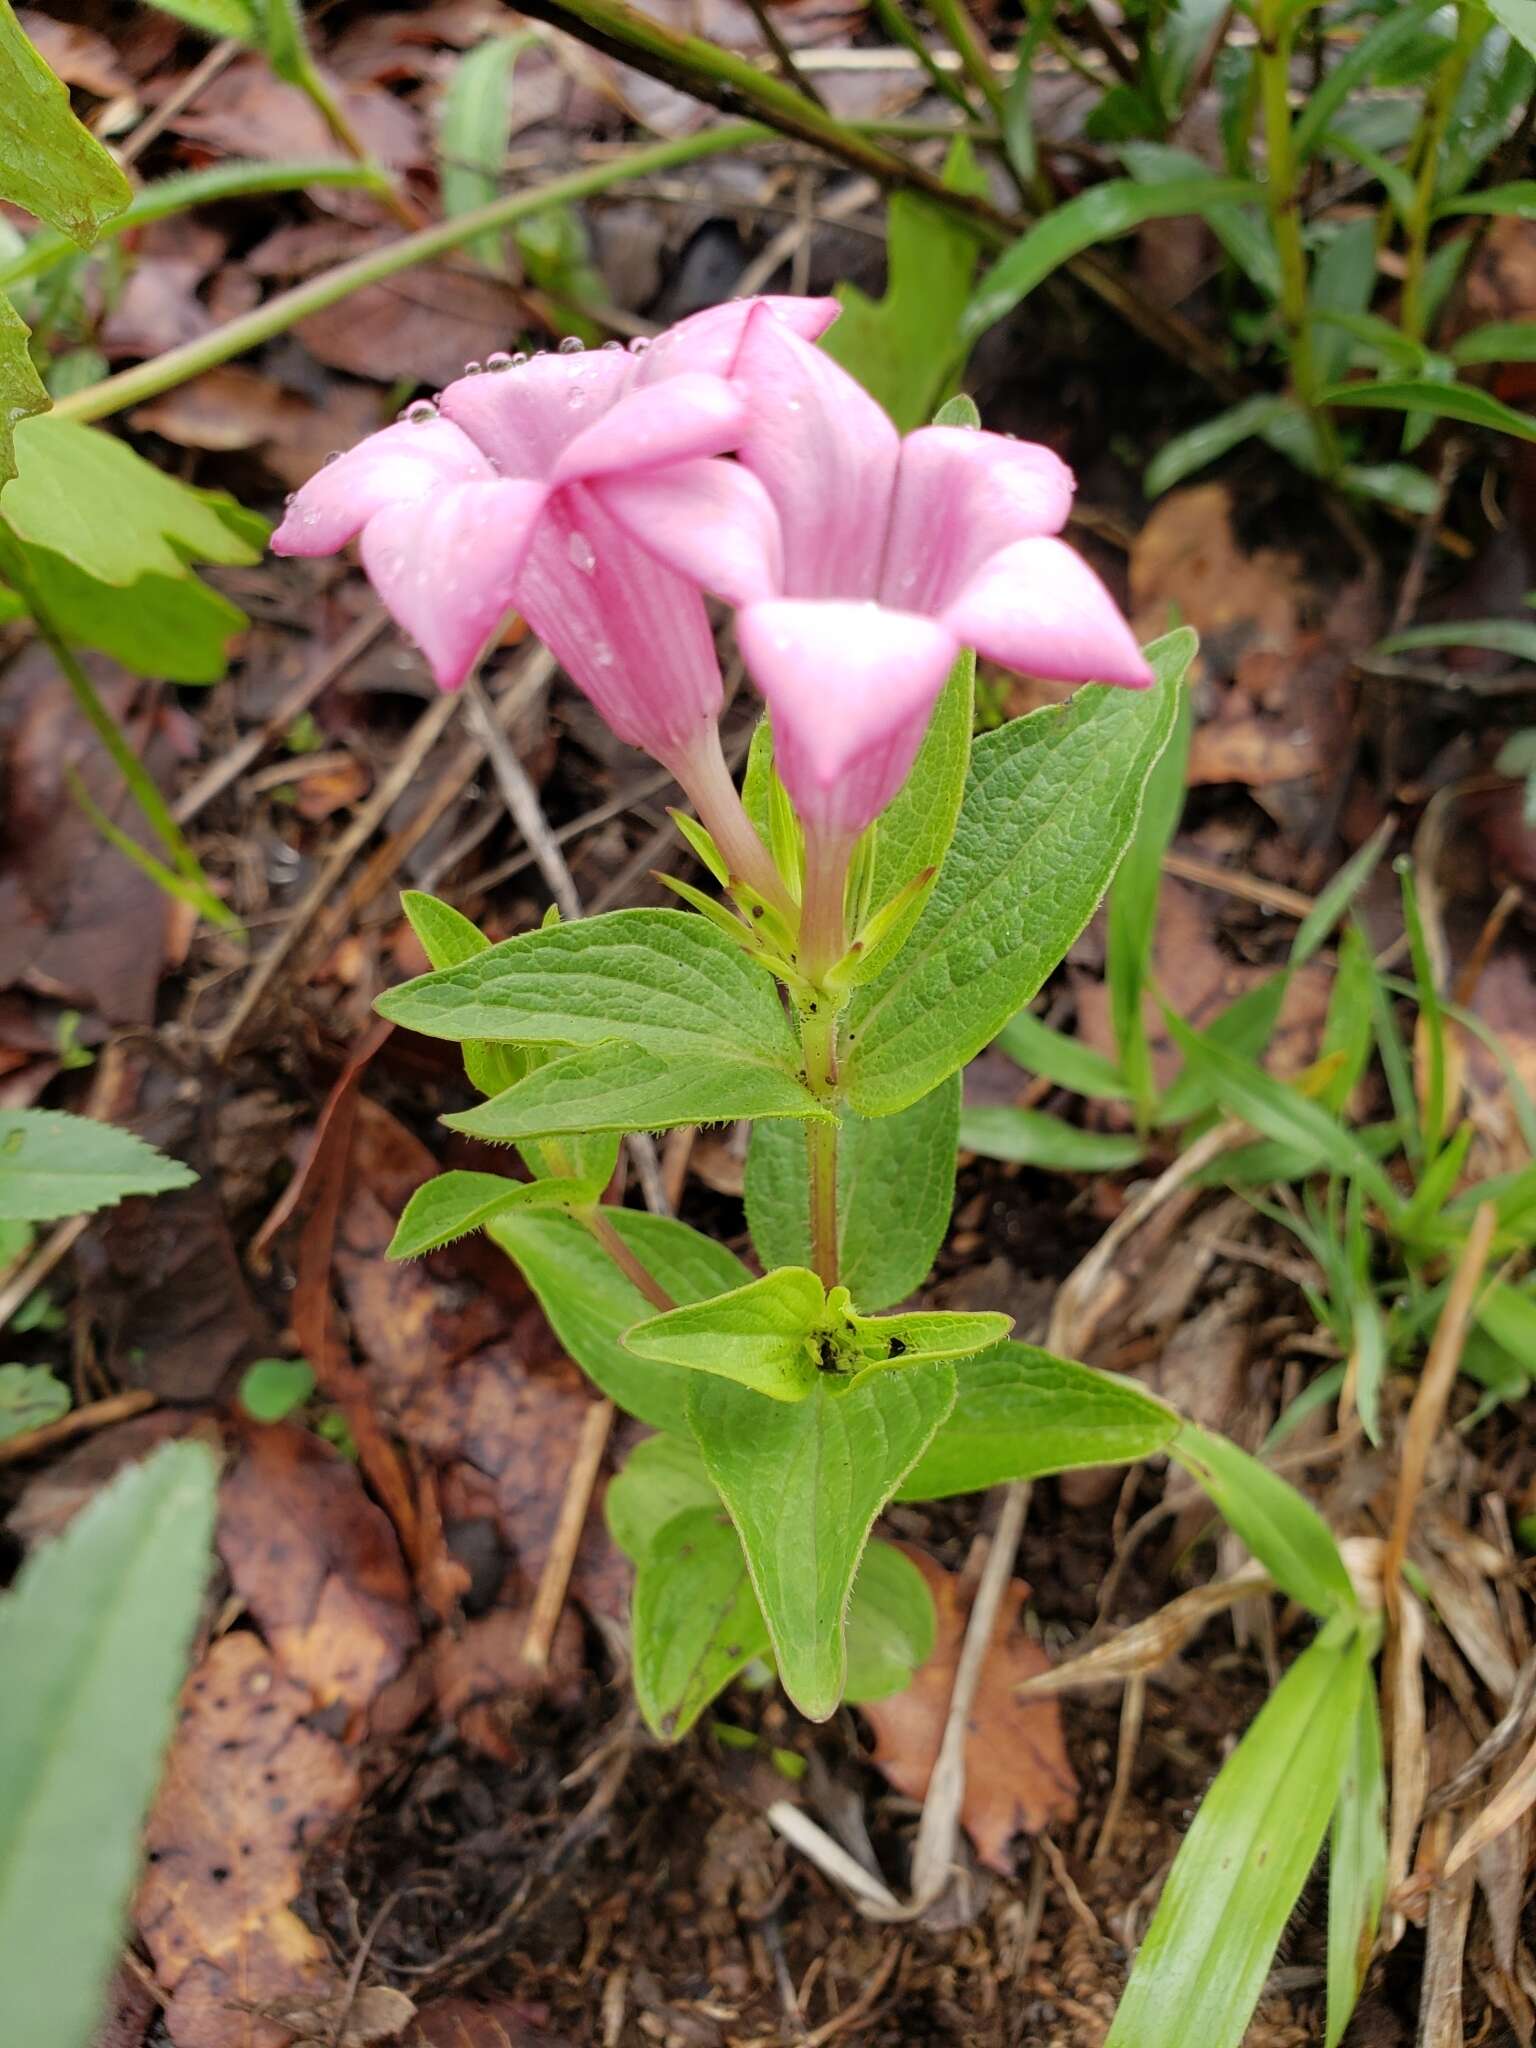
xmin=271 ymin=297 xmax=839 ymax=782
xmin=594 ymin=307 xmax=1153 ymax=839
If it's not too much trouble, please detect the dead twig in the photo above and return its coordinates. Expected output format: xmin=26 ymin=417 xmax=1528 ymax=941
xmin=0 ymin=1385 xmax=156 ymax=1467
xmin=522 ymin=1395 xmax=615 ymax=1668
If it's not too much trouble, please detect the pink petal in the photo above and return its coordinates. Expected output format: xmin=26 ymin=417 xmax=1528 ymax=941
xmin=552 ymin=371 xmax=747 ymax=484
xmin=516 ymin=484 xmax=724 ymax=766
xmin=357 ymin=478 xmax=546 ymax=690
xmin=880 ymin=427 xmax=1075 ymax=614
xmin=271 ymin=417 xmax=491 ymax=556
xmin=633 ymin=294 xmax=840 ymax=385
xmin=732 ymin=306 xmax=902 ymax=602
xmin=736 ymin=599 xmax=958 ymax=838
xmin=590 ymin=458 xmax=784 ymax=605
xmin=941 ymin=536 xmax=1153 ymax=689
xmin=439 ymin=347 xmax=637 ymax=479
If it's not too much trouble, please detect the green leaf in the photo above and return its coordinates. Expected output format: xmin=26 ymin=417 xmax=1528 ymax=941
xmin=1310 ymin=219 xmax=1381 ymax=386
xmin=633 ymin=1505 xmax=770 ymax=1740
xmin=0 ymin=1107 xmax=196 ymax=1222
xmin=1170 ymin=1422 xmax=1356 ymax=1617
xmin=624 ymin=1265 xmax=1007 ymax=1401
xmin=438 ymin=33 xmax=540 ymax=270
xmin=605 ymin=1432 xmax=718 ymax=1563
xmin=1144 ymin=395 xmax=1297 ymax=499
xmin=0 ymin=0 xmax=131 ymax=246
xmin=994 ymin=1007 xmax=1129 ymax=1100
xmin=445 ymin=1038 xmax=827 ymax=1141
xmin=236 ymin=1357 xmax=315 ymax=1424
xmin=2 ymin=415 xmax=260 ymax=584
xmin=1326 ymin=1653 xmax=1387 ymax=2047
xmin=1107 ymin=670 xmax=1190 ymax=1109
xmin=1105 ymin=1623 xmax=1370 ymax=2048
xmin=962 ymin=179 xmax=1261 ymax=343
xmin=1291 ymin=0 xmax=1443 ymax=161
xmin=1452 ymin=319 xmax=1536 ymax=365
xmin=1437 ymin=179 xmax=1536 ymax=219
xmin=843 ymin=1541 xmax=935 ymax=1703
xmin=0 ymin=1440 xmax=217 ymax=2048
xmin=399 ymin=889 xmax=527 ymax=1099
xmin=1318 ymin=376 xmax=1536 ymax=443
xmin=689 ymin=1365 xmax=956 ymax=1718
xmin=1374 ymin=616 xmax=1536 ymax=663
xmin=845 ymin=633 xmax=1190 ymax=1117
xmin=141 ymin=0 xmax=260 ymax=39
xmin=899 ymin=1341 xmax=1178 ymax=1499
xmin=0 ymin=295 xmax=46 ymax=485
xmin=0 ymin=1361 xmax=68 ymax=1439
xmin=1121 ymin=143 xmax=1279 ymax=298
xmin=387 ymin=1168 xmax=602 ymax=1258
xmin=744 ymin=1074 xmax=960 ymax=1311
xmin=822 ymin=138 xmax=989 ymax=428
xmin=1342 ymin=462 xmax=1441 ymax=516
xmin=854 ymin=646 xmax=975 ymax=982
xmin=958 ymin=1105 xmax=1144 ymax=1172
xmin=11 ymin=540 xmax=247 ymax=683
xmin=1490 ymin=0 xmax=1536 ymax=60
xmin=488 ymin=1207 xmax=749 ymax=1434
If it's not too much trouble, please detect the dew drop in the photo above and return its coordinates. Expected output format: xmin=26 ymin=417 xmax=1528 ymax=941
xmin=627 ymin=335 xmax=653 ymax=355
xmin=401 ymin=399 xmax=438 ymax=424
xmin=486 ymin=350 xmax=514 ymax=371
xmin=786 ymin=396 xmax=803 ymax=413
xmin=592 ymin=639 xmax=615 ymax=667
xmin=321 ymin=449 xmax=342 ymax=467
xmin=283 ymin=491 xmax=297 ymax=508
xmin=600 ymin=338 xmax=624 ymax=351
xmin=557 ymin=335 xmax=585 ymax=354
xmin=463 ymin=359 xmax=484 ymax=376
xmin=566 ymin=388 xmax=587 ymax=411
xmin=568 ymin=531 xmax=597 ymax=573
xmin=510 ymin=350 xmax=529 ymax=367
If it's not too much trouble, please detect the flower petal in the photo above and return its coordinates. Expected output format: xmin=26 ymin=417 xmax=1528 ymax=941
xmin=731 ymin=307 xmax=901 ymax=602
xmin=941 ymin=536 xmax=1153 ymax=689
xmin=516 ymin=484 xmax=724 ymax=766
xmin=736 ymin=599 xmax=957 ymax=838
xmin=633 ymin=294 xmax=840 ymax=385
xmin=880 ymin=426 xmax=1075 ymax=613
xmin=552 ymin=371 xmax=748 ymax=485
xmin=440 ymin=347 xmax=637 ymax=479
xmin=271 ymin=417 xmax=491 ymax=556
xmin=358 ymin=478 xmax=546 ymax=690
xmin=590 ymin=458 xmax=784 ymax=605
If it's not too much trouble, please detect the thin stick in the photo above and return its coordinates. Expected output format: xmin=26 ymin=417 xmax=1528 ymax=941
xmin=0 ymin=1214 xmax=88 ymax=1332
xmin=120 ymin=38 xmax=241 ymax=165
xmin=522 ymin=1395 xmax=615 ymax=1667
xmin=765 ymin=1802 xmax=903 ymax=1913
xmin=1092 ymin=1671 xmax=1145 ymax=1866
xmin=0 ymin=1386 xmax=156 ymax=1467
xmin=463 ymin=664 xmax=578 ymax=921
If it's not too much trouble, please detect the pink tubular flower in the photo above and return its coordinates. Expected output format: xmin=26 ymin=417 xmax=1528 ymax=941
xmin=591 ymin=306 xmax=1154 ymax=840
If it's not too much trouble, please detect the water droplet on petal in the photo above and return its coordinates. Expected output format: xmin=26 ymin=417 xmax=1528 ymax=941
xmin=463 ymin=359 xmax=484 ymax=376
xmin=558 ymin=335 xmax=585 ymax=354
xmin=511 ymin=350 xmax=529 ymax=367
xmin=601 ymin=338 xmax=624 ymax=351
xmin=568 ymin=531 xmax=597 ymax=573
xmin=283 ymin=491 xmax=297 ymax=508
xmin=401 ymin=399 xmax=438 ymax=424
xmin=322 ymin=449 xmax=342 ymax=466
xmin=592 ymin=640 xmax=614 ymax=667
xmin=786 ymin=397 xmax=803 ymax=413
xmin=627 ymin=335 xmax=652 ymax=355
xmin=566 ymin=389 xmax=587 ymax=411
xmin=486 ymin=350 xmax=514 ymax=371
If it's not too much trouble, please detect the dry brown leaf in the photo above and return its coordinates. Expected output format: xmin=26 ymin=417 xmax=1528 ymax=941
xmin=1130 ymin=483 xmax=1300 ymax=651
xmin=131 ymin=368 xmax=291 ymax=452
xmin=431 ymin=1606 xmax=584 ymax=1760
xmin=169 ymin=53 xmax=421 ymax=176
xmin=295 ymin=266 xmax=523 ymax=386
xmin=410 ymin=1996 xmax=570 ymax=2047
xmin=218 ymin=1423 xmax=419 ymax=1713
xmin=859 ymin=1549 xmax=1077 ymax=1873
xmin=6 ymin=1409 xmax=209 ymax=1545
xmin=138 ymin=1634 xmax=359 ymax=2048
xmin=270 ymin=1986 xmax=416 ymax=2047
xmin=17 ymin=9 xmax=127 ymax=93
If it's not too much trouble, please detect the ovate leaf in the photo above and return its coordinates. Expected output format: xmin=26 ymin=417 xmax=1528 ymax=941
xmin=900 ymin=1342 xmax=1178 ymax=1498
xmin=1104 ymin=1623 xmax=1371 ymax=2048
xmin=843 ymin=1541 xmax=936 ymax=1703
xmin=845 ymin=634 xmax=1189 ymax=1116
xmin=624 ymin=1265 xmax=829 ymax=1402
xmin=0 ymin=0 xmax=132 ymax=245
xmin=689 ymin=1365 xmax=956 ymax=1717
xmin=745 ymin=1074 xmax=960 ymax=1311
xmin=488 ymin=1207 xmax=749 ymax=1434
xmin=633 ymin=1506 xmax=770 ymax=1740
xmin=0 ymin=1440 xmax=217 ymax=2048
xmin=387 ymin=1168 xmax=602 ymax=1258
xmin=605 ymin=1432 xmax=718 ymax=1563
xmin=0 ymin=1108 xmax=196 ymax=1222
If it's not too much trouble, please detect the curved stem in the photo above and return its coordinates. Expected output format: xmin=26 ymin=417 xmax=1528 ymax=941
xmin=580 ymin=1205 xmax=677 ymax=1312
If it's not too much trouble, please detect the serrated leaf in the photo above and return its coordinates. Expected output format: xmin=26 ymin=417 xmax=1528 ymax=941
xmin=387 ymin=1168 xmax=599 ymax=1258
xmin=958 ymin=1105 xmax=1145 ymax=1172
xmin=899 ymin=1341 xmax=1178 ymax=1499
xmin=1170 ymin=1422 xmax=1356 ymax=1618
xmin=0 ymin=0 xmax=132 ymax=246
xmin=605 ymin=1433 xmax=718 ymax=1563
xmin=633 ymin=1505 xmax=770 ymax=1740
xmin=1326 ymin=1665 xmax=1387 ymax=2047
xmin=0 ymin=1108 xmax=196 ymax=1222
xmin=445 ymin=1038 xmax=827 ymax=1140
xmin=744 ymin=1074 xmax=959 ymax=1311
xmin=488 ymin=1207 xmax=749 ymax=1434
xmin=2 ymin=415 xmax=260 ymax=584
xmin=399 ymin=889 xmax=528 ymax=1099
xmin=1104 ymin=1624 xmax=1370 ymax=2048
xmin=0 ymin=1440 xmax=217 ymax=2048
xmin=963 ymin=179 xmax=1261 ymax=342
xmin=0 ymin=295 xmax=46 ymax=486
xmin=845 ymin=635 xmax=1190 ymax=1117
xmin=689 ymin=1365 xmax=956 ymax=1718
xmin=843 ymin=1541 xmax=935 ymax=1703
xmin=0 ymin=1361 xmax=68 ymax=1439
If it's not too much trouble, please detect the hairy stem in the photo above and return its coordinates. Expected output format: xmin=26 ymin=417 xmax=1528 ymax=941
xmin=1400 ymin=1 xmax=1480 ymax=342
xmin=800 ymin=1001 xmax=842 ymax=1289
xmin=51 ymin=124 xmax=771 ymax=424
xmin=581 ymin=1206 xmax=677 ymax=1312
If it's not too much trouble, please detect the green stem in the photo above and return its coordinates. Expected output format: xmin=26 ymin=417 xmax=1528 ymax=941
xmin=291 ymin=53 xmax=424 ymax=232
xmin=673 ymin=723 xmax=797 ymax=922
xmin=51 ymin=125 xmax=771 ymax=425
xmin=868 ymin=0 xmax=981 ymax=118
xmin=796 ymin=833 xmax=851 ymax=986
xmin=925 ymin=0 xmax=1004 ymax=116
xmin=800 ymin=1001 xmax=841 ymax=1289
xmin=580 ymin=1205 xmax=677 ymax=1312
xmin=1400 ymin=2 xmax=1480 ymax=343
xmin=1256 ymin=0 xmax=1341 ymax=477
